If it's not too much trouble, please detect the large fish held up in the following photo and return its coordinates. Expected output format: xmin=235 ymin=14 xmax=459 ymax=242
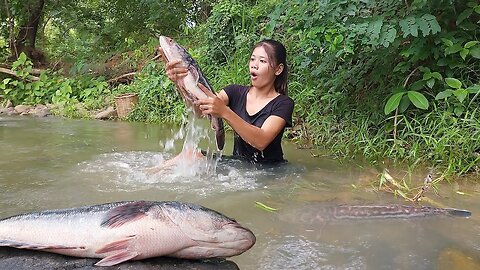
xmin=0 ymin=201 xmax=256 ymax=266
xmin=159 ymin=35 xmax=225 ymax=151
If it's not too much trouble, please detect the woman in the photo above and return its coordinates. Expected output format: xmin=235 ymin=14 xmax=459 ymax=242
xmin=158 ymin=39 xmax=294 ymax=169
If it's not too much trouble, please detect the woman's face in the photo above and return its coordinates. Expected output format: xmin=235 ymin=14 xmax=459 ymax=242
xmin=249 ymin=46 xmax=277 ymax=89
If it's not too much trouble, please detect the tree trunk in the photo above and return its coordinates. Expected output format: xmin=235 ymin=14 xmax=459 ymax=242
xmin=12 ymin=0 xmax=45 ymax=65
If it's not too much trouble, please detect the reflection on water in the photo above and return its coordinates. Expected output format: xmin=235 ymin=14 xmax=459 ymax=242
xmin=0 ymin=116 xmax=479 ymax=269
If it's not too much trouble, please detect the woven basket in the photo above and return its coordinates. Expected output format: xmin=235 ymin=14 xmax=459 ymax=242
xmin=115 ymin=93 xmax=139 ymax=118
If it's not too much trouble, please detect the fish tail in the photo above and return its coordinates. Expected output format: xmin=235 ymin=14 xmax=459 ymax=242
xmin=215 ymin=118 xmax=225 ymax=151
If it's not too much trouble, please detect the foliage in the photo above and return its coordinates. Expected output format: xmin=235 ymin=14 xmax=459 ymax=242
xmin=1 ymin=0 xmax=479 ymax=177
xmin=262 ymin=0 xmax=480 ymax=175
xmin=1 ymin=53 xmax=110 ymax=113
xmin=197 ymin=0 xmax=274 ymax=64
xmin=117 ymin=61 xmax=185 ymax=123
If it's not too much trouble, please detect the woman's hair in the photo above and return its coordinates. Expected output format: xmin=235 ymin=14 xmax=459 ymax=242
xmin=253 ymin=39 xmax=289 ymax=96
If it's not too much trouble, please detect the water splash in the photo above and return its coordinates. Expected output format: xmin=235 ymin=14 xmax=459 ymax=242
xmin=76 ymin=151 xmax=260 ymax=194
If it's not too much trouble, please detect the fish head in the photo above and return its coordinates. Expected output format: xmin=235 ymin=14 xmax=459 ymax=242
xmin=159 ymin=36 xmax=186 ymax=63
xmin=162 ymin=202 xmax=256 ymax=258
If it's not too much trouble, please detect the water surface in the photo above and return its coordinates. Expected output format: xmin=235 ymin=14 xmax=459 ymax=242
xmin=0 ymin=116 xmax=478 ymax=269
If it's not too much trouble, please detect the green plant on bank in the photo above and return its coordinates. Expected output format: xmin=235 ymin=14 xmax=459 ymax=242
xmin=263 ymin=0 xmax=480 ymax=177
xmin=1 ymin=53 xmax=110 ymax=117
xmin=120 ymin=61 xmax=185 ymax=123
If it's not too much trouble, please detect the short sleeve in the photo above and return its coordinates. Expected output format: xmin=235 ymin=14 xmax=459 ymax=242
xmin=223 ymin=84 xmax=245 ymax=107
xmin=271 ymin=96 xmax=294 ymax=127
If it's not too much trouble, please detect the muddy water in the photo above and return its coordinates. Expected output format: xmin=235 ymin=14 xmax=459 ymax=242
xmin=0 ymin=116 xmax=478 ymax=269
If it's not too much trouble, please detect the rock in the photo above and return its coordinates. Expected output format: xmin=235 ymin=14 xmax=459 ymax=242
xmin=14 ymin=105 xmax=32 ymax=115
xmin=5 ymin=100 xmax=13 ymax=108
xmin=31 ymin=104 xmax=51 ymax=117
xmin=95 ymin=106 xmax=117 ymax=120
xmin=0 ymin=107 xmax=17 ymax=115
xmin=0 ymin=247 xmax=239 ymax=270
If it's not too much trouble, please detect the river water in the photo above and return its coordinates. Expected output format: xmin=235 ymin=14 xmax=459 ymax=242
xmin=0 ymin=115 xmax=478 ymax=269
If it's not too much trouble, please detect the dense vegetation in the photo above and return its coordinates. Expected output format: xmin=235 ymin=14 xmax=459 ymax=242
xmin=1 ymin=0 xmax=479 ymax=181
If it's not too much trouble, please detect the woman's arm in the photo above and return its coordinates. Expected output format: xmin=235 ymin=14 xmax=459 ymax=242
xmin=197 ymin=87 xmax=286 ymax=151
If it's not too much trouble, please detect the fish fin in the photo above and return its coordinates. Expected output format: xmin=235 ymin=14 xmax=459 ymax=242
xmin=101 ymin=201 xmax=153 ymax=228
xmin=95 ymin=250 xmax=139 ymax=266
xmin=0 ymin=239 xmax=84 ymax=250
xmin=95 ymin=236 xmax=136 ymax=254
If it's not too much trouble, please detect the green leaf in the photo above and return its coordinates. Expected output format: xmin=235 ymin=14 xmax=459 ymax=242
xmin=379 ymin=26 xmax=396 ymax=47
xmin=470 ymin=46 xmax=480 ymax=59
xmin=407 ymin=91 xmax=429 ymax=110
xmin=416 ymin=17 xmax=430 ymax=37
xmin=384 ymin=92 xmax=405 ymax=114
xmin=426 ymin=78 xmax=435 ymax=88
xmin=431 ymin=72 xmax=442 ymax=81
xmin=410 ymin=80 xmax=425 ymax=91
xmin=435 ymin=89 xmax=454 ymax=100
xmin=445 ymin=78 xmax=462 ymax=89
xmin=453 ymin=89 xmax=468 ymax=103
xmin=441 ymin=38 xmax=453 ymax=47
xmin=460 ymin=48 xmax=469 ymax=60
xmin=367 ymin=17 xmax=384 ymax=43
xmin=399 ymin=16 xmax=418 ymax=37
xmin=422 ymin=14 xmax=441 ymax=34
xmin=467 ymin=2 xmax=477 ymax=8
xmin=464 ymin=41 xmax=479 ymax=48
xmin=467 ymin=85 xmax=480 ymax=93
xmin=475 ymin=6 xmax=480 ymax=14
xmin=255 ymin=202 xmax=277 ymax=213
xmin=399 ymin=95 xmax=411 ymax=113
xmin=445 ymin=43 xmax=463 ymax=55
xmin=454 ymin=106 xmax=464 ymax=116
xmin=457 ymin=9 xmax=473 ymax=25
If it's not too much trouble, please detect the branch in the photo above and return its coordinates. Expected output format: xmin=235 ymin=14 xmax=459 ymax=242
xmin=0 ymin=67 xmax=40 ymax=81
xmin=107 ymin=72 xmax=136 ymax=85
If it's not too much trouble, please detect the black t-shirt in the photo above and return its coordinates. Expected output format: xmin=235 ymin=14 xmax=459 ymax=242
xmin=223 ymin=84 xmax=294 ymax=163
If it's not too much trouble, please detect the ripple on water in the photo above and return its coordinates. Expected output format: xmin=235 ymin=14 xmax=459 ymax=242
xmin=76 ymin=151 xmax=261 ymax=195
xmin=256 ymin=235 xmax=366 ymax=270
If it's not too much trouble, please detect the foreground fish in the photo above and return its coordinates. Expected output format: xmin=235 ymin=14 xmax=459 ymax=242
xmin=159 ymin=35 xmax=225 ymax=151
xmin=0 ymin=201 xmax=255 ymax=266
xmin=284 ymin=204 xmax=471 ymax=224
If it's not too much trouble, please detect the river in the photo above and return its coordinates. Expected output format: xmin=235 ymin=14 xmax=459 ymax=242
xmin=0 ymin=115 xmax=478 ymax=269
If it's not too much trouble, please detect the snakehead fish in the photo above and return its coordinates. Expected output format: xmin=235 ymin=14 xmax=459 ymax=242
xmin=289 ymin=204 xmax=472 ymax=224
xmin=0 ymin=201 xmax=255 ymax=266
xmin=159 ymin=35 xmax=225 ymax=151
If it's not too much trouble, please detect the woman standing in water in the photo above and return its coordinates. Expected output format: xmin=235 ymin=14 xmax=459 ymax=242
xmin=159 ymin=39 xmax=294 ymax=166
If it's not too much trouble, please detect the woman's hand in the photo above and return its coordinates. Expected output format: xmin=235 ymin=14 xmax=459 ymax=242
xmin=195 ymin=83 xmax=228 ymax=118
xmin=157 ymin=47 xmax=188 ymax=82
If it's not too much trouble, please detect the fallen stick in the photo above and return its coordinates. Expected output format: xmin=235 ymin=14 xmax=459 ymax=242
xmin=0 ymin=67 xmax=39 ymax=81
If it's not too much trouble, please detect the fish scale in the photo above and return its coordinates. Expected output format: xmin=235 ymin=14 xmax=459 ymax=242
xmin=0 ymin=201 xmax=256 ymax=266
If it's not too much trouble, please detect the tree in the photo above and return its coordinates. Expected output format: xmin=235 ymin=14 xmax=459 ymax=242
xmin=2 ymin=0 xmax=45 ymax=64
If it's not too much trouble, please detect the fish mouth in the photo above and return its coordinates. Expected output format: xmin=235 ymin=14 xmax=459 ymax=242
xmin=223 ymin=223 xmax=256 ymax=250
